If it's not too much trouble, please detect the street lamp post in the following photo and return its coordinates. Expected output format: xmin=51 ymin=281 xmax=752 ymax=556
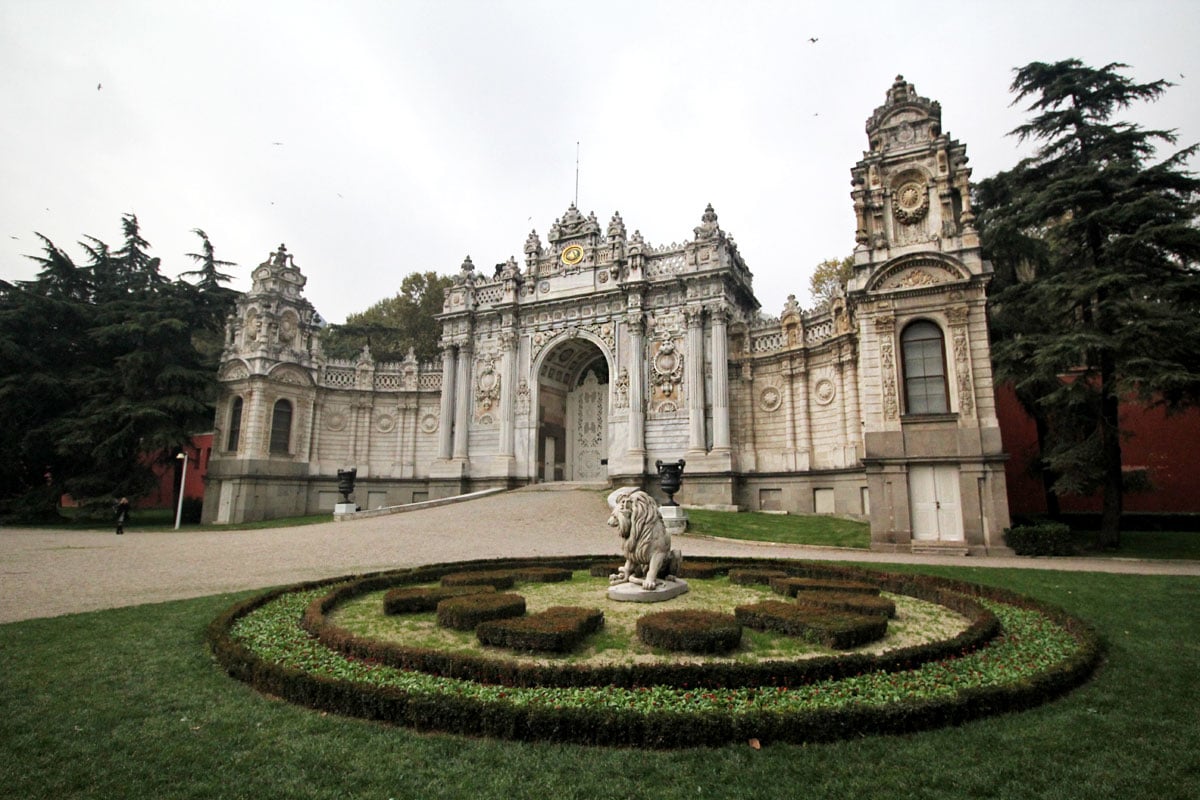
xmin=174 ymin=451 xmax=189 ymax=530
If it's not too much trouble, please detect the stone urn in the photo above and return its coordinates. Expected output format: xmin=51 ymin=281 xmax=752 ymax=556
xmin=655 ymin=459 xmax=686 ymax=506
xmin=336 ymin=468 xmax=357 ymax=503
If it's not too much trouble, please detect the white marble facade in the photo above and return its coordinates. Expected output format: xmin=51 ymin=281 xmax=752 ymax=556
xmin=203 ymin=77 xmax=1011 ymax=554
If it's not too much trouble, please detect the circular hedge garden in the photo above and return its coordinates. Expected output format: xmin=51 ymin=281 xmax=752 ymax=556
xmin=207 ymin=555 xmax=1101 ymax=748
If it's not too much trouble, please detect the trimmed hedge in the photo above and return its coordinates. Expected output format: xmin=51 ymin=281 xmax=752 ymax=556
xmin=637 ymin=610 xmax=742 ymax=654
xmin=1005 ymin=523 xmax=1076 ymax=556
xmin=728 ymin=568 xmax=788 ymax=586
xmin=735 ymin=601 xmax=889 ymax=649
xmin=511 ymin=566 xmax=573 ymax=583
xmin=676 ymin=562 xmax=730 ymax=579
xmin=589 ymin=561 xmax=624 ymax=578
xmin=441 ymin=570 xmax=516 ymax=590
xmin=795 ymin=590 xmax=896 ymax=619
xmin=383 ymin=585 xmax=495 ymax=615
xmin=476 ymin=606 xmax=604 ymax=653
xmin=208 ymin=555 xmax=1104 ymax=747
xmin=436 ymin=593 xmax=526 ymax=631
xmin=771 ymin=577 xmax=879 ymax=597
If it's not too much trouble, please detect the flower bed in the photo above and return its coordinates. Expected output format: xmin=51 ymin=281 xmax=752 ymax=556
xmin=383 ymin=585 xmax=496 ymax=615
xmin=208 ymin=555 xmax=1102 ymax=748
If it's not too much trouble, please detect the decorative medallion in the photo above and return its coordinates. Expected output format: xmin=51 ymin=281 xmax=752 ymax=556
xmin=561 ymin=244 xmax=585 ymax=266
xmin=325 ymin=411 xmax=347 ymax=432
xmin=651 ymin=340 xmax=684 ymax=397
xmin=760 ymin=386 xmax=782 ymax=412
xmin=420 ymin=414 xmax=439 ymax=434
xmin=538 ymin=280 xmax=550 ymax=294
xmin=893 ymin=180 xmax=929 ymax=224
xmin=814 ymin=378 xmax=836 ymax=405
xmin=376 ymin=414 xmax=395 ymax=433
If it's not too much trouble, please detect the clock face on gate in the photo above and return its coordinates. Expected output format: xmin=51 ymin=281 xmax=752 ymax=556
xmin=561 ymin=244 xmax=584 ymax=266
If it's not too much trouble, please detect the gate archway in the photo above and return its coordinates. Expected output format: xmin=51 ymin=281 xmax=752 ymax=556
xmin=535 ymin=338 xmax=609 ymax=482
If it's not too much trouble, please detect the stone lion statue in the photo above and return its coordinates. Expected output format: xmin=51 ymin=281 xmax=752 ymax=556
xmin=606 ymin=487 xmax=682 ymax=591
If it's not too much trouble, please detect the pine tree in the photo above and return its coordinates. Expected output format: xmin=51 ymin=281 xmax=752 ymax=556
xmin=0 ymin=218 xmax=239 ymax=520
xmin=977 ymin=60 xmax=1200 ymax=547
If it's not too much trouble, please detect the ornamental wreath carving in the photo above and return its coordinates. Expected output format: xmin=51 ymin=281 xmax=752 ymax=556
xmin=651 ymin=340 xmax=684 ymax=397
xmin=474 ymin=355 xmax=501 ymax=422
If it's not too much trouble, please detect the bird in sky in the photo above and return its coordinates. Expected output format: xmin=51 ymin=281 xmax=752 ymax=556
xmin=272 ymin=142 xmax=283 ymax=146
xmin=96 ymin=82 xmax=102 ymax=90
xmin=808 ymin=37 xmax=818 ymax=43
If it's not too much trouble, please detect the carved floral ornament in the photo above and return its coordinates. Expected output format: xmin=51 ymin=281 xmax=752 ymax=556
xmin=759 ymin=385 xmax=782 ymax=412
xmin=651 ymin=340 xmax=684 ymax=396
xmin=872 ymin=258 xmax=966 ymax=292
xmin=814 ymin=378 xmax=837 ymax=405
xmin=893 ymin=180 xmax=929 ymax=224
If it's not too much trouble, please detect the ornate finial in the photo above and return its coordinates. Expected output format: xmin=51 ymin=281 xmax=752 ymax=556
xmin=460 ymin=255 xmax=475 ymax=274
xmin=607 ymin=211 xmax=627 ymax=240
xmin=630 ymin=229 xmax=644 ymax=244
xmin=271 ymin=243 xmax=289 ymax=267
xmin=525 ymin=229 xmax=542 ymax=254
xmin=694 ymin=203 xmax=721 ymax=241
xmin=783 ymin=294 xmax=800 ymax=317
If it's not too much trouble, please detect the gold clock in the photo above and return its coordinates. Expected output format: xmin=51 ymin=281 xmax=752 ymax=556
xmin=561 ymin=244 xmax=584 ymax=266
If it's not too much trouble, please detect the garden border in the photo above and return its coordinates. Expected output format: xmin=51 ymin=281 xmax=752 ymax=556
xmin=206 ymin=555 xmax=1103 ymax=748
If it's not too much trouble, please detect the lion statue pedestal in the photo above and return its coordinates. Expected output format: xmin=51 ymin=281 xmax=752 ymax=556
xmin=605 ymin=487 xmax=688 ymax=603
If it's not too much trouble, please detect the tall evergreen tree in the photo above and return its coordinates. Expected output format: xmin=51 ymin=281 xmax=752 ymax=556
xmin=0 ymin=218 xmax=238 ymax=520
xmin=977 ymin=60 xmax=1200 ymax=547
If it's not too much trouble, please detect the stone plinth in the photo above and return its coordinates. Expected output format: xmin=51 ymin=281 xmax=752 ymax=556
xmin=334 ymin=502 xmax=357 ymax=515
xmin=660 ymin=505 xmax=688 ymax=535
xmin=607 ymin=578 xmax=689 ymax=603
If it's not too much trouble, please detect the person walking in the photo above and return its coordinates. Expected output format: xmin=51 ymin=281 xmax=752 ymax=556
xmin=115 ymin=497 xmax=130 ymax=535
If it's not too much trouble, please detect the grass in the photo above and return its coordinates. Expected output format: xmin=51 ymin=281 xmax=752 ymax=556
xmin=684 ymin=508 xmax=871 ymax=548
xmin=2 ymin=567 xmax=1197 ymax=799
xmin=1083 ymin=530 xmax=1200 ymax=561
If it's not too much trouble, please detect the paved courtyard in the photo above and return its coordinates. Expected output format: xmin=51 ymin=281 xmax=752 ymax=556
xmin=2 ymin=486 xmax=1197 ymax=624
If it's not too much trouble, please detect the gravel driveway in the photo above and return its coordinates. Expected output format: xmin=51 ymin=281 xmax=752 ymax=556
xmin=3 ymin=486 xmax=1197 ymax=624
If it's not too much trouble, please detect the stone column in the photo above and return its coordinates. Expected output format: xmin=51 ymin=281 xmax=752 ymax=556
xmin=452 ymin=341 xmax=473 ymax=460
xmin=438 ymin=346 xmax=455 ymax=459
xmin=499 ymin=331 xmax=517 ymax=457
xmin=796 ymin=361 xmax=812 ymax=457
xmin=685 ymin=305 xmax=706 ymax=453
xmin=782 ymin=361 xmax=797 ymax=460
xmin=709 ymin=305 xmax=730 ymax=453
xmin=626 ymin=315 xmax=646 ymax=454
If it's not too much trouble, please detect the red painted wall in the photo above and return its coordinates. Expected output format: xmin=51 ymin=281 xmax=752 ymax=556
xmin=141 ymin=433 xmax=212 ymax=509
xmin=995 ymin=384 xmax=1200 ymax=515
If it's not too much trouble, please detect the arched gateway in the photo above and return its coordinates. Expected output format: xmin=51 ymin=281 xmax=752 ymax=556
xmin=204 ymin=76 xmax=1013 ymax=555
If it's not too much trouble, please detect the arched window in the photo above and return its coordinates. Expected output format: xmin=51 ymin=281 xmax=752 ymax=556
xmin=269 ymin=399 xmax=293 ymax=454
xmin=901 ymin=321 xmax=949 ymax=414
xmin=226 ymin=397 xmax=244 ymax=451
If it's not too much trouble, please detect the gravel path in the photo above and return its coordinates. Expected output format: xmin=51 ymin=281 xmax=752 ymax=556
xmin=2 ymin=486 xmax=1197 ymax=624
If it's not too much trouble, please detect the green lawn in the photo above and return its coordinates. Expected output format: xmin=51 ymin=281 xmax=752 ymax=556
xmin=684 ymin=508 xmax=871 ymax=548
xmin=2 ymin=567 xmax=1196 ymax=799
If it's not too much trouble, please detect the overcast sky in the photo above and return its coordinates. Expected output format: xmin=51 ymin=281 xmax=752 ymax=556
xmin=3 ymin=0 xmax=1199 ymax=324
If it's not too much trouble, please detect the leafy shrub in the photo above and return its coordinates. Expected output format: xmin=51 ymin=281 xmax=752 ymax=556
xmin=383 ymin=585 xmax=495 ymax=615
xmin=476 ymin=606 xmax=604 ymax=653
xmin=728 ymin=568 xmax=788 ymax=586
xmin=735 ymin=601 xmax=888 ymax=649
xmin=637 ymin=610 xmax=742 ymax=654
xmin=1005 ymin=523 xmax=1075 ymax=556
xmin=771 ymin=577 xmax=879 ymax=597
xmin=436 ymin=592 xmax=526 ymax=630
xmin=440 ymin=570 xmax=516 ymax=590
